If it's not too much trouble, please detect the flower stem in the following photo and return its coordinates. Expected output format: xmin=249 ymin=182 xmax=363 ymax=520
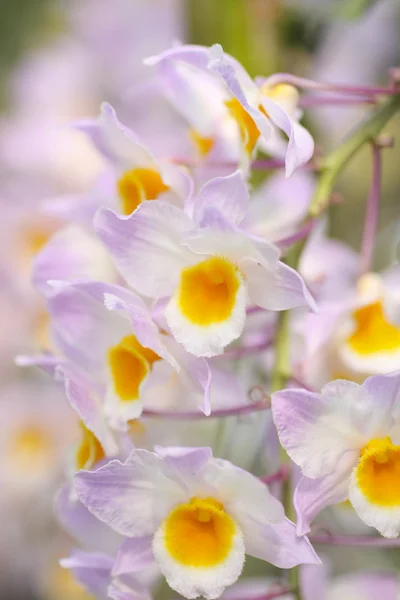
xmin=309 ymin=93 xmax=400 ymax=217
xmin=311 ymin=534 xmax=400 ymax=547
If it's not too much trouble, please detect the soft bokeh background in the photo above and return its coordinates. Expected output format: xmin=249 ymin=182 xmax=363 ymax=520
xmin=0 ymin=1 xmax=399 ymax=599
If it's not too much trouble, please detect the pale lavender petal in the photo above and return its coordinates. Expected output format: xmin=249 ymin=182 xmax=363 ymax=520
xmin=242 ymin=515 xmax=321 ymax=568
xmin=58 ymin=361 xmax=118 ymax=455
xmin=15 ymin=352 xmax=65 ymax=376
xmin=112 ymin=537 xmax=154 ymax=577
xmin=294 ymin=454 xmax=354 ymax=536
xmin=56 ymin=483 xmax=122 ymax=554
xmin=271 ymin=386 xmax=360 ymax=478
xmin=108 ymin=578 xmax=152 ymax=600
xmin=300 ymin=563 xmax=329 ymax=600
xmin=259 ymin=97 xmax=314 ymax=177
xmin=32 ymin=225 xmax=116 ymax=296
xmin=60 ymin=550 xmax=113 ymax=598
xmin=47 ymin=281 xmax=129 ymax=374
xmin=145 ymin=44 xmax=210 ymax=69
xmin=74 ymin=449 xmax=187 ymax=537
xmin=193 ymin=170 xmax=249 ymax=226
xmin=94 ymin=203 xmax=194 ymax=297
xmin=154 ymin=446 xmax=212 ymax=477
xmin=242 ymin=258 xmax=317 ymax=312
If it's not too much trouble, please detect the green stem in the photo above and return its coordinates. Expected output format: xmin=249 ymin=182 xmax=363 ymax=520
xmin=309 ymin=93 xmax=400 ymax=217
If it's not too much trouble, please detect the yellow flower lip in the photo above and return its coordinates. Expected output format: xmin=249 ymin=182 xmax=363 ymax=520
xmin=163 ymin=497 xmax=236 ymax=567
xmin=224 ymin=98 xmax=263 ymax=155
xmin=75 ymin=423 xmax=105 ymax=471
xmin=356 ymin=437 xmax=400 ymax=507
xmin=108 ymin=334 xmax=160 ymax=403
xmin=177 ymin=256 xmax=242 ymax=327
xmin=347 ymin=301 xmax=400 ymax=357
xmin=117 ymin=167 xmax=169 ymax=215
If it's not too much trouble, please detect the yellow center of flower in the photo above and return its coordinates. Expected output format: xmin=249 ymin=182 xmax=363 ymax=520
xmin=117 ymin=167 xmax=169 ymax=215
xmin=356 ymin=437 xmax=400 ymax=506
xmin=224 ymin=98 xmax=262 ymax=155
xmin=164 ymin=497 xmax=236 ymax=567
xmin=261 ymin=83 xmax=299 ymax=108
xmin=189 ymin=129 xmax=215 ymax=157
xmin=9 ymin=425 xmax=53 ymax=472
xmin=347 ymin=301 xmax=400 ymax=356
xmin=108 ymin=334 xmax=160 ymax=402
xmin=75 ymin=423 xmax=105 ymax=471
xmin=177 ymin=256 xmax=242 ymax=326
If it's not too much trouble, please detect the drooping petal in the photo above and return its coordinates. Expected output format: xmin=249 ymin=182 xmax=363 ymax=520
xmin=74 ymin=449 xmax=187 ymax=537
xmin=259 ymin=96 xmax=314 ymax=177
xmin=294 ymin=453 xmax=355 ymax=535
xmin=241 ymin=515 xmax=320 ymax=568
xmin=243 ymin=258 xmax=317 ymax=312
xmin=95 ymin=203 xmax=195 ymax=297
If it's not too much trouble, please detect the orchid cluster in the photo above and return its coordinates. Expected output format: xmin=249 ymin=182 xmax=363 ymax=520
xmin=16 ymin=38 xmax=400 ymax=600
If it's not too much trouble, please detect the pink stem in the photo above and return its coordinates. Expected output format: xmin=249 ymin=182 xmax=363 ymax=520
xmin=142 ymin=400 xmax=270 ymax=420
xmin=311 ymin=534 xmax=400 ymax=547
xmin=260 ymin=466 xmax=288 ymax=485
xmin=300 ymin=95 xmax=376 ymax=107
xmin=360 ymin=143 xmax=381 ymax=274
xmin=223 ymin=338 xmax=273 ymax=359
xmin=276 ymin=219 xmax=315 ymax=248
xmin=263 ymin=73 xmax=399 ymax=96
xmin=232 ymin=588 xmax=293 ymax=600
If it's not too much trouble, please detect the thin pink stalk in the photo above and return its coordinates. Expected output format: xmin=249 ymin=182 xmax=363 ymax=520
xmin=142 ymin=400 xmax=270 ymax=420
xmin=300 ymin=95 xmax=376 ymax=107
xmin=311 ymin=534 xmax=400 ymax=547
xmin=223 ymin=338 xmax=273 ymax=360
xmin=360 ymin=142 xmax=381 ymax=274
xmin=231 ymin=588 xmax=293 ymax=600
xmin=260 ymin=466 xmax=289 ymax=485
xmin=263 ymin=73 xmax=400 ymax=97
xmin=276 ymin=220 xmax=315 ymax=248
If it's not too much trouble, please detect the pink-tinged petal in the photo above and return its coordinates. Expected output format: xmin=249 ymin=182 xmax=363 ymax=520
xmin=32 ymin=225 xmax=116 ymax=296
xmin=242 ymin=515 xmax=320 ymax=568
xmin=271 ymin=386 xmax=362 ymax=479
xmin=56 ymin=484 xmax=122 ymax=554
xmin=382 ymin=265 xmax=400 ymax=325
xmin=193 ymin=171 xmax=249 ymax=226
xmin=60 ymin=550 xmax=113 ymax=598
xmin=334 ymin=572 xmax=400 ymax=600
xmin=47 ymin=281 xmax=130 ymax=375
xmin=94 ymin=203 xmax=194 ymax=297
xmin=74 ymin=449 xmax=187 ymax=537
xmin=200 ymin=458 xmax=285 ymax=526
xmin=145 ymin=44 xmax=210 ymax=69
xmin=161 ymin=335 xmax=212 ymax=414
xmin=75 ymin=103 xmax=156 ymax=170
xmin=259 ymin=97 xmax=314 ymax=177
xmin=112 ymin=537 xmax=154 ymax=577
xmin=303 ymin=303 xmax=346 ymax=356
xmin=242 ymin=258 xmax=317 ymax=312
xmin=294 ymin=454 xmax=355 ymax=536
xmin=363 ymin=371 xmax=400 ymax=410
xmin=58 ymin=361 xmax=118 ymax=455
